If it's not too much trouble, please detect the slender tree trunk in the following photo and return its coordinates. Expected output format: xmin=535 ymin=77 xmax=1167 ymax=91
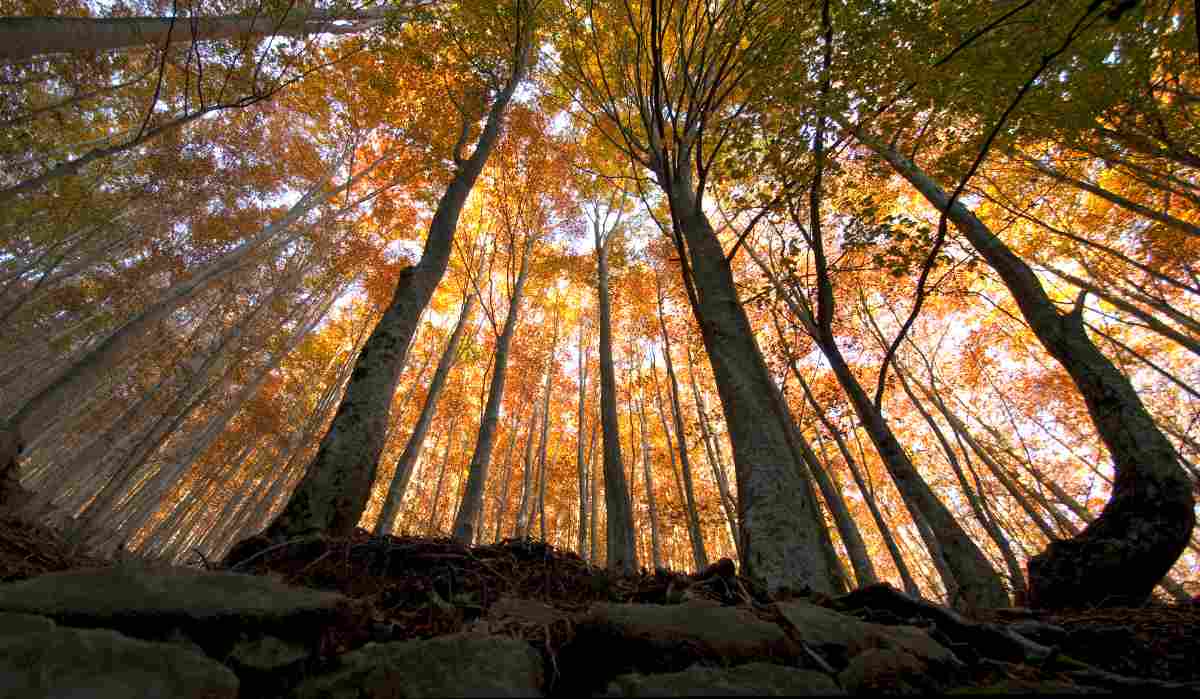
xmin=683 ymin=345 xmax=741 ymax=559
xmin=452 ymin=238 xmax=533 ymax=543
xmin=427 ymin=419 xmax=457 ymax=535
xmin=376 ymin=292 xmax=476 ymax=536
xmin=637 ymin=387 xmax=663 ymax=570
xmin=587 ymin=412 xmax=599 ymax=562
xmin=492 ymin=416 xmax=520 ymax=543
xmin=653 ymin=277 xmax=708 ymax=570
xmin=596 ymin=232 xmax=637 ymax=573
xmin=515 ymin=403 xmax=538 ymax=539
xmin=244 ymin=43 xmax=531 ymax=547
xmin=576 ymin=322 xmax=590 ymax=557
xmin=0 ymin=158 xmax=372 ymax=505
xmin=853 ymin=125 xmax=1196 ymax=609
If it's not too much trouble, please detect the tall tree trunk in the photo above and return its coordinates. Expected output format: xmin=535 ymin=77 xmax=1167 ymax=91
xmin=597 ymin=232 xmax=638 ymax=573
xmin=661 ymin=174 xmax=833 ymax=593
xmin=587 ymin=412 xmax=599 ymax=562
xmin=492 ymin=415 xmax=521 ymax=543
xmin=375 ymin=292 xmax=475 ymax=536
xmin=452 ymin=237 xmax=533 ymax=542
xmin=852 ymin=125 xmax=1196 ymax=609
xmin=243 ymin=40 xmax=531 ymax=547
xmin=0 ymin=8 xmax=393 ymax=63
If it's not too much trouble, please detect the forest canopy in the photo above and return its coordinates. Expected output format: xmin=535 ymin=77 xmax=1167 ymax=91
xmin=1 ymin=0 xmax=1197 ymax=611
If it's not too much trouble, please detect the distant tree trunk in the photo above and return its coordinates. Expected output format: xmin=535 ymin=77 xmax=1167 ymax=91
xmin=515 ymin=403 xmax=539 ymax=539
xmin=637 ymin=387 xmax=663 ymax=570
xmin=683 ymin=346 xmax=741 ymax=560
xmin=654 ymin=276 xmax=708 ymax=571
xmin=587 ymin=413 xmax=599 ymax=562
xmin=746 ymin=243 xmax=1005 ymax=609
xmin=576 ymin=321 xmax=590 ymax=557
xmin=492 ymin=415 xmax=521 ymax=543
xmin=788 ymin=361 xmax=922 ymax=597
xmin=0 ymin=9 xmax=393 ymax=63
xmin=376 ymin=293 xmax=476 ymax=536
xmin=453 ymin=235 xmax=533 ymax=543
xmin=852 ymin=126 xmax=1196 ymax=609
xmin=427 ymin=419 xmax=458 ymax=535
xmin=649 ymin=347 xmax=707 ymax=572
xmin=0 ymin=157 xmax=375 ymax=509
xmin=246 ymin=38 xmax=532 ymax=547
xmin=596 ymin=229 xmax=637 ymax=574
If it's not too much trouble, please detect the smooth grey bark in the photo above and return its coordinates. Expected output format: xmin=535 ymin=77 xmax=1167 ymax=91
xmin=596 ymin=224 xmax=638 ymax=574
xmin=852 ymin=125 xmax=1196 ymax=609
xmin=376 ymin=292 xmax=476 ymax=536
xmin=451 ymin=235 xmax=534 ymax=543
xmin=0 ymin=8 xmax=393 ymax=63
xmin=637 ymin=386 xmax=663 ymax=570
xmin=661 ymin=173 xmax=832 ymax=594
xmin=426 ymin=420 xmax=457 ymax=535
xmin=249 ymin=32 xmax=531 ymax=544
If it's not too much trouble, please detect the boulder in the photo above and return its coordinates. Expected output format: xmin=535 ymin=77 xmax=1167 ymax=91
xmin=293 ymin=633 xmax=544 ymax=698
xmin=602 ymin=662 xmax=844 ymax=696
xmin=0 ymin=565 xmax=354 ymax=656
xmin=0 ymin=612 xmax=238 ymax=699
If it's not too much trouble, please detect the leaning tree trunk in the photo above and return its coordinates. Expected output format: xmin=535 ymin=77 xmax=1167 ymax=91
xmin=236 ymin=44 xmax=530 ymax=550
xmin=0 ymin=9 xmax=391 ymax=63
xmin=596 ymin=235 xmax=638 ymax=574
xmin=375 ymin=292 xmax=477 ymax=536
xmin=662 ymin=171 xmax=834 ymax=595
xmin=854 ymin=126 xmax=1196 ymax=609
xmin=452 ymin=236 xmax=533 ymax=543
xmin=576 ymin=322 xmax=590 ymax=557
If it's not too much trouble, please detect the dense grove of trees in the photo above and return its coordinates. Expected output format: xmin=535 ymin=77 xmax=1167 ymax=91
xmin=1 ymin=0 xmax=1197 ymax=610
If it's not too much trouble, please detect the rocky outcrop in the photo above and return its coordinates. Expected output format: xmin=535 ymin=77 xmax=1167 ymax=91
xmin=1 ymin=550 xmax=1197 ymax=698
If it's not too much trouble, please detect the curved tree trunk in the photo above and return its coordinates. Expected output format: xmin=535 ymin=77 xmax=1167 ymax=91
xmin=853 ymin=125 xmax=1196 ymax=609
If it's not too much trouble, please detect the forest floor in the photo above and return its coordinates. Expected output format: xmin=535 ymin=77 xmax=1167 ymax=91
xmin=3 ymin=514 xmax=1200 ymax=695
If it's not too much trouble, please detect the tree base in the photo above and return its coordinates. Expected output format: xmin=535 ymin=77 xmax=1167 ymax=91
xmin=0 ymin=422 xmax=29 ymax=512
xmin=1027 ymin=496 xmax=1194 ymax=609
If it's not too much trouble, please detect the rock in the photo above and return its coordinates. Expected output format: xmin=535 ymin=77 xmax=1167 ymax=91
xmin=0 ymin=612 xmax=238 ymax=699
xmin=488 ymin=596 xmax=574 ymax=627
xmin=602 ymin=662 xmax=845 ymax=696
xmin=777 ymin=600 xmax=961 ymax=672
xmin=837 ymin=648 xmax=933 ymax=695
xmin=555 ymin=602 xmax=802 ymax=696
xmin=0 ymin=565 xmax=354 ymax=655
xmin=580 ymin=601 xmax=801 ymax=667
xmin=294 ymin=633 xmax=544 ymax=698
xmin=227 ymin=635 xmax=312 ymax=696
